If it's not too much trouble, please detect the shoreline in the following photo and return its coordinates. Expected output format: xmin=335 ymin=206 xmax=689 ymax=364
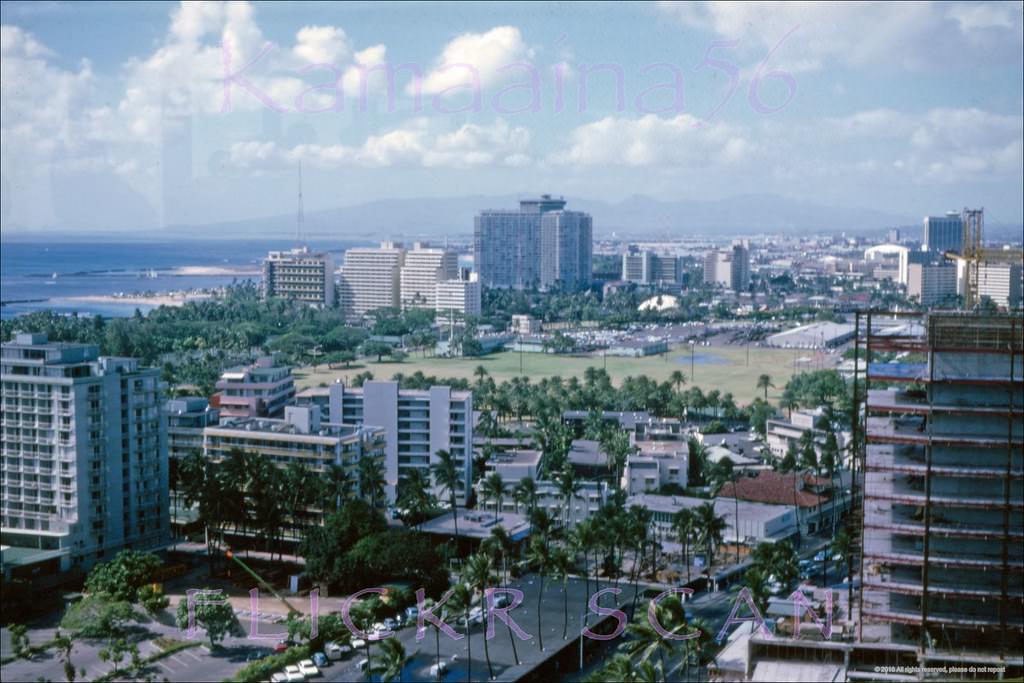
xmin=53 ymin=292 xmax=216 ymax=307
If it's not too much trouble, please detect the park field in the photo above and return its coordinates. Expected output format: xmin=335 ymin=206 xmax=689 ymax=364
xmin=294 ymin=345 xmax=835 ymax=403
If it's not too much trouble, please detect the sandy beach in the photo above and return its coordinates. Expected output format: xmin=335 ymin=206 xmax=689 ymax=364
xmin=168 ymin=265 xmax=261 ymax=276
xmin=56 ymin=292 xmax=215 ymax=307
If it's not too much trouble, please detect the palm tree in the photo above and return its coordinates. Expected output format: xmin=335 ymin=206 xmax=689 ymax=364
xmin=513 ymin=477 xmax=538 ymax=518
xmin=371 ymin=637 xmax=413 ymax=683
xmin=550 ymin=546 xmax=574 ymax=640
xmin=348 ymin=601 xmax=376 ymax=680
xmin=669 ymin=369 xmax=687 ymax=394
xmin=591 ymin=654 xmax=662 ymax=683
xmin=358 ymin=457 xmax=386 ymax=510
xmin=325 ymin=463 xmax=351 ymax=512
xmin=480 ymin=472 xmax=506 ymax=524
xmin=673 ymin=508 xmax=696 ymax=584
xmin=431 ymin=448 xmax=461 ymax=547
xmin=396 ymin=467 xmax=434 ymax=530
xmin=571 ymin=518 xmax=601 ymax=617
xmin=626 ymin=506 xmax=653 ymax=620
xmin=555 ymin=464 xmax=582 ymax=529
xmin=463 ymin=553 xmax=495 ymax=680
xmin=526 ymin=536 xmax=550 ymax=652
xmin=620 ymin=594 xmax=689 ymax=676
xmin=756 ymin=373 xmax=774 ymax=402
xmin=744 ymin=567 xmax=772 ymax=614
xmin=600 ymin=428 xmax=634 ymax=489
xmin=448 ymin=583 xmax=473 ymax=683
xmin=487 ymin=526 xmax=521 ymax=666
xmin=695 ymin=502 xmax=727 ymax=569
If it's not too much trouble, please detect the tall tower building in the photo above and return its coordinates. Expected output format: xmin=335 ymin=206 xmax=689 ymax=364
xmin=262 ymin=247 xmax=335 ymax=306
xmin=474 ymin=195 xmax=592 ymax=291
xmin=400 ymin=243 xmax=458 ymax=310
xmin=1 ymin=334 xmax=168 ymax=572
xmin=703 ymin=241 xmax=750 ymax=292
xmin=923 ymin=212 xmax=963 ymax=254
xmin=339 ymin=242 xmax=406 ymax=321
xmin=859 ymin=311 xmax=1023 ymax=658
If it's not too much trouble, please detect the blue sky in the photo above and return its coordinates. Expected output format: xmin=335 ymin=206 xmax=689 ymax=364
xmin=1 ymin=0 xmax=1022 ymax=233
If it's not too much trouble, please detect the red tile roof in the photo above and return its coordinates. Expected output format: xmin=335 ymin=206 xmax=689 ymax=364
xmin=718 ymin=470 xmax=830 ymax=508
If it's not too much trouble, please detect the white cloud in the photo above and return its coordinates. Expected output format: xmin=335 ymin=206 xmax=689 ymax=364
xmin=416 ymin=26 xmax=534 ymax=96
xmin=657 ymin=1 xmax=1023 ymax=71
xmin=228 ymin=118 xmax=531 ymax=170
xmin=551 ymin=114 xmax=752 ymax=167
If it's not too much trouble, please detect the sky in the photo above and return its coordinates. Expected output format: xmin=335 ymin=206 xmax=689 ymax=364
xmin=1 ymin=0 xmax=1022 ymax=234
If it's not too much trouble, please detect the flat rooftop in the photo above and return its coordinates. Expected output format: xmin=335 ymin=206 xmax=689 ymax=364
xmin=420 ymin=509 xmax=531 ymax=542
xmin=485 ymin=450 xmax=542 ymax=467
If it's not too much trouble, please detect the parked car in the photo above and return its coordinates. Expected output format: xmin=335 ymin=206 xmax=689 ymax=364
xmin=405 ymin=606 xmax=419 ymax=620
xmin=311 ymin=652 xmax=328 ymax=668
xmin=383 ymin=617 xmax=398 ymax=631
xmin=298 ymin=659 xmax=320 ymax=677
xmin=270 ymin=674 xmax=288 ymax=683
xmin=429 ymin=662 xmax=449 ymax=677
xmin=324 ymin=642 xmax=350 ymax=661
xmin=493 ymin=594 xmax=511 ymax=609
xmin=282 ymin=665 xmax=305 ymax=682
xmin=274 ymin=639 xmax=297 ymax=653
xmin=351 ymin=638 xmax=367 ymax=651
xmin=813 ymin=550 xmax=826 ymax=563
xmin=357 ymin=658 xmax=370 ymax=673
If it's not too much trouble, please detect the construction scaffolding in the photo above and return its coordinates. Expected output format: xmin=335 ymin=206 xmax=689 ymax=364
xmin=851 ymin=310 xmax=1023 ymax=672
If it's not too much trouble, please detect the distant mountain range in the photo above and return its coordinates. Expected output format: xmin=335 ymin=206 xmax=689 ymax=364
xmin=161 ymin=193 xmax=928 ymax=242
xmin=7 ymin=193 xmax=1021 ymax=243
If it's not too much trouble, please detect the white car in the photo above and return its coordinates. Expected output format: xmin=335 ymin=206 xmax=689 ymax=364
xmin=298 ymin=659 xmax=320 ymax=678
xmin=325 ymin=642 xmax=351 ymax=661
xmin=351 ymin=638 xmax=366 ymax=650
xmin=283 ymin=665 xmax=306 ymax=682
xmin=270 ymin=674 xmax=288 ymax=683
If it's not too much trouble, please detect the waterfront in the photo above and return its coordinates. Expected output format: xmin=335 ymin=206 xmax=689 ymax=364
xmin=0 ymin=239 xmax=363 ymax=319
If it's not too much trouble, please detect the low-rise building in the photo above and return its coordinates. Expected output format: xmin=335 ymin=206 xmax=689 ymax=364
xmin=212 ymin=355 xmax=295 ymax=419
xmin=717 ymin=469 xmax=850 ymax=537
xmin=621 ymin=441 xmax=688 ymax=494
xmin=202 ymin=406 xmax=385 ymax=544
xmin=626 ymin=493 xmax=798 ymax=550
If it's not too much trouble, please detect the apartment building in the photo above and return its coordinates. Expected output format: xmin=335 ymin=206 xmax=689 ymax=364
xmin=906 ymin=262 xmax=958 ymax=306
xmin=338 ymin=242 xmax=405 ymax=321
xmin=435 ymin=271 xmax=482 ymax=322
xmin=475 ymin=195 xmax=592 ymax=291
xmin=164 ymin=397 xmax=218 ymax=529
xmin=620 ymin=440 xmax=689 ymax=494
xmin=320 ymin=380 xmax=473 ymax=504
xmin=203 ymin=406 xmax=385 ymax=542
xmin=400 ymin=243 xmax=458 ymax=310
xmin=262 ymin=247 xmax=335 ymax=306
xmin=976 ymin=261 xmax=1023 ymax=309
xmin=765 ymin=408 xmax=850 ymax=459
xmin=859 ymin=311 xmax=1023 ymax=658
xmin=1 ymin=333 xmax=167 ymax=573
xmin=703 ymin=241 xmax=750 ymax=292
xmin=621 ymin=248 xmax=682 ymax=285
xmin=212 ymin=355 xmax=295 ymax=419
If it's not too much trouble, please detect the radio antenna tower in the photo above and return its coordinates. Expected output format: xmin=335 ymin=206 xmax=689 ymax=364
xmin=296 ymin=161 xmax=304 ymax=246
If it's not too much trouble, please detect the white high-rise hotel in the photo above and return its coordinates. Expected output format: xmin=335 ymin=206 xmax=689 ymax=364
xmin=340 ymin=242 xmax=479 ymax=322
xmin=1 ymin=334 xmax=168 ymax=572
xmin=400 ymin=244 xmax=458 ymax=310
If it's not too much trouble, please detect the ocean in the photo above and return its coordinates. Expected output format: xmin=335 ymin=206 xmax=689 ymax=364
xmin=0 ymin=239 xmax=364 ymax=320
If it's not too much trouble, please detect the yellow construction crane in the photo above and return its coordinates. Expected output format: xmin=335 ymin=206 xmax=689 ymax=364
xmin=942 ymin=208 xmax=1023 ymax=308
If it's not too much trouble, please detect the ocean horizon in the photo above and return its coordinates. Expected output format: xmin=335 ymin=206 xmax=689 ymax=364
xmin=0 ymin=238 xmax=367 ymax=320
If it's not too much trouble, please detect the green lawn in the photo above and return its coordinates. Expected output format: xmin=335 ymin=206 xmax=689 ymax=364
xmin=295 ymin=345 xmax=833 ymax=403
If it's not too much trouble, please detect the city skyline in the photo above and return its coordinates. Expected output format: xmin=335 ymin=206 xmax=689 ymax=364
xmin=1 ymin=0 xmax=1022 ymax=234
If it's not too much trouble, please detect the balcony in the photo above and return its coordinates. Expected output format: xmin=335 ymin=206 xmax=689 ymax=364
xmin=867 ymin=417 xmax=1023 ymax=449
